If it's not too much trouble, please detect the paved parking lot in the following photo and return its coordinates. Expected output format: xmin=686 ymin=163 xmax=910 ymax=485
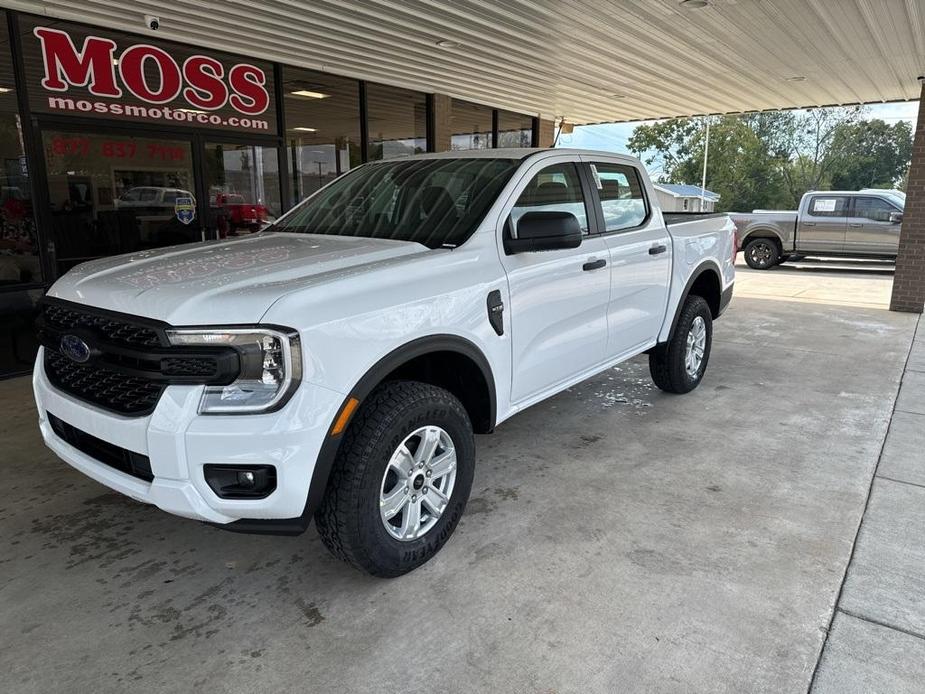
xmin=1 ymin=261 xmax=920 ymax=693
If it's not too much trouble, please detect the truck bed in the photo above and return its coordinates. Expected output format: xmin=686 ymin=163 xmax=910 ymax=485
xmin=663 ymin=212 xmax=728 ymax=225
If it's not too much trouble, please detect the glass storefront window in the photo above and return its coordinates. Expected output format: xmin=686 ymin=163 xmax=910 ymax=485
xmin=450 ymin=99 xmax=493 ymax=151
xmin=498 ymin=110 xmax=534 ymax=148
xmin=204 ymin=142 xmax=281 ymax=238
xmin=367 ymin=83 xmax=427 ymax=160
xmin=0 ymin=12 xmax=43 ymax=376
xmin=42 ymin=131 xmax=199 ymax=275
xmin=0 ymin=22 xmax=38 ymax=287
xmin=282 ymin=67 xmax=361 ymax=205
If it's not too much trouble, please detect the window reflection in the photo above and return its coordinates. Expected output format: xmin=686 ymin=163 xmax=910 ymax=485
xmin=498 ymin=110 xmax=534 ymax=148
xmin=43 ymin=132 xmax=199 ymax=274
xmin=367 ymin=83 xmax=427 ymax=160
xmin=0 ymin=11 xmax=42 ymax=376
xmin=283 ymin=67 xmax=361 ymax=204
xmin=451 ymin=99 xmax=493 ymax=150
xmin=204 ymin=142 xmax=281 ymax=238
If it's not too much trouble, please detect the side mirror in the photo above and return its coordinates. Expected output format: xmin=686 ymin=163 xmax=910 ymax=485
xmin=889 ymin=211 xmax=903 ymax=224
xmin=505 ymin=211 xmax=582 ymax=254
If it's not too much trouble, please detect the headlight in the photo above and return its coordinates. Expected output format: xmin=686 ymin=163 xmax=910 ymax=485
xmin=166 ymin=327 xmax=302 ymax=414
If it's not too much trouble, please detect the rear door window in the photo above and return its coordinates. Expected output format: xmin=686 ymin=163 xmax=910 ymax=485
xmin=808 ymin=196 xmax=848 ymax=217
xmin=589 ymin=162 xmax=647 ymax=231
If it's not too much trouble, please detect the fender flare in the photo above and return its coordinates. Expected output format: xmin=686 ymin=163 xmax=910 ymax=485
xmin=308 ymin=334 xmax=496 ymax=521
xmin=740 ymin=228 xmax=785 ymax=248
xmin=221 ymin=334 xmax=497 ymax=535
xmin=665 ymin=260 xmax=724 ymax=343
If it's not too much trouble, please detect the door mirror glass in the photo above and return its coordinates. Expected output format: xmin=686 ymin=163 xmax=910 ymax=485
xmin=889 ymin=211 xmax=903 ymax=224
xmin=506 ymin=211 xmax=582 ymax=253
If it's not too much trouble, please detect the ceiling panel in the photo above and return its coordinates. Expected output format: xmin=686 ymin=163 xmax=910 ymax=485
xmin=4 ymin=0 xmax=923 ymax=123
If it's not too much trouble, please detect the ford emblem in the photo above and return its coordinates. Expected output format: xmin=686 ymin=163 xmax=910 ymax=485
xmin=60 ymin=334 xmax=91 ymax=363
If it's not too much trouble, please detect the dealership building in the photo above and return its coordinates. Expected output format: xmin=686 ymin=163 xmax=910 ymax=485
xmin=0 ymin=8 xmax=547 ymax=377
xmin=1 ymin=1 xmax=924 ymax=379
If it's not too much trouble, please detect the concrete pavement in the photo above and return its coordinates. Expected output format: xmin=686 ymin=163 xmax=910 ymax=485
xmin=812 ymin=317 xmax=925 ymax=694
xmin=0 ymin=263 xmax=919 ymax=693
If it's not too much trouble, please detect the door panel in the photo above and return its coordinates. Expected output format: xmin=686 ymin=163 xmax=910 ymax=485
xmin=505 ymin=236 xmax=611 ymax=402
xmin=500 ymin=159 xmax=610 ymax=404
xmin=845 ymin=196 xmax=902 ymax=255
xmin=797 ymin=195 xmax=847 ymax=253
xmin=603 ymin=228 xmax=671 ymax=354
xmin=585 ymin=159 xmax=671 ymax=355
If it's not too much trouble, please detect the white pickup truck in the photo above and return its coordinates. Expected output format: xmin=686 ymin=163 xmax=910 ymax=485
xmin=33 ymin=149 xmax=735 ymax=577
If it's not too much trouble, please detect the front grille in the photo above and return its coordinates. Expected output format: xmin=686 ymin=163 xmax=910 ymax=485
xmin=161 ymin=356 xmax=219 ymax=377
xmin=48 ymin=412 xmax=154 ymax=482
xmin=45 ymin=350 xmax=164 ymax=416
xmin=39 ymin=299 xmax=240 ymax=416
xmin=43 ymin=302 xmax=162 ymax=348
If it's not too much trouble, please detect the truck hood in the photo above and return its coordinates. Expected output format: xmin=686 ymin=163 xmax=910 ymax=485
xmin=48 ymin=232 xmax=429 ymax=325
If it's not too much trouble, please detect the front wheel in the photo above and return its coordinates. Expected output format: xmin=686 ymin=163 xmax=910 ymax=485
xmin=743 ymin=237 xmax=780 ymax=269
xmin=649 ymin=295 xmax=713 ymax=394
xmin=315 ymin=381 xmax=475 ymax=577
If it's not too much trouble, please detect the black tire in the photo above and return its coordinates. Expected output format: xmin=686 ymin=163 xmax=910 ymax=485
xmin=743 ymin=237 xmax=780 ymax=270
xmin=649 ymin=295 xmax=713 ymax=394
xmin=315 ymin=381 xmax=475 ymax=577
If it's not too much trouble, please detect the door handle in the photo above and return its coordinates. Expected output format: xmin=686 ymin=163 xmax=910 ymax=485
xmin=648 ymin=244 xmax=667 ymax=255
xmin=802 ymin=222 xmax=816 ymax=227
xmin=582 ymin=258 xmax=607 ymax=271
xmin=849 ymin=223 xmax=863 ymax=227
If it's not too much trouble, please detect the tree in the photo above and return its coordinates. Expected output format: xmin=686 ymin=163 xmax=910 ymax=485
xmin=628 ymin=114 xmax=791 ymax=212
xmin=826 ymin=119 xmax=913 ymax=190
xmin=775 ymin=107 xmax=863 ymax=201
xmin=626 ymin=106 xmax=898 ymax=211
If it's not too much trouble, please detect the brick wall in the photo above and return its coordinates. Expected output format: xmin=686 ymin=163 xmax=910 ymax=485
xmin=430 ymin=94 xmax=452 ymax=152
xmin=890 ymin=85 xmax=925 ymax=313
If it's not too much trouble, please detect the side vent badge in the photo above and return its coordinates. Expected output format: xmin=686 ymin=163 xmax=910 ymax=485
xmin=487 ymin=290 xmax=504 ymax=336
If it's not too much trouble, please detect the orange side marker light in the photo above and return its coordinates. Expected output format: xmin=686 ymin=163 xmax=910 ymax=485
xmin=330 ymin=397 xmax=360 ymax=436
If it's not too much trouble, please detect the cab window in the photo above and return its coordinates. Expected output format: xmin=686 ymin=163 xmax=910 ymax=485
xmin=591 ymin=162 xmax=647 ymax=231
xmin=853 ymin=196 xmax=898 ymax=223
xmin=808 ymin=196 xmax=848 ymax=217
xmin=510 ymin=163 xmax=589 ymax=235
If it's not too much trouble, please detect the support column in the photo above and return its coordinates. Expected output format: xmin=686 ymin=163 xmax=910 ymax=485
xmin=890 ymin=83 xmax=925 ymax=313
xmin=537 ymin=118 xmax=555 ymax=148
xmin=430 ymin=93 xmax=452 ymax=152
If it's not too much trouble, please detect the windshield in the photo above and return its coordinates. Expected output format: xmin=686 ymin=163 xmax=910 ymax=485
xmin=272 ymin=157 xmax=520 ymax=248
xmin=883 ymin=193 xmax=905 ymax=210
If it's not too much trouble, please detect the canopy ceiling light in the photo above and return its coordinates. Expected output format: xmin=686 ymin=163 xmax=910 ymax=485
xmin=291 ymin=90 xmax=329 ymax=99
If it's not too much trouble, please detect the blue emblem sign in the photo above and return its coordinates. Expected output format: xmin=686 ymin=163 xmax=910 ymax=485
xmin=175 ymin=196 xmax=196 ymax=225
xmin=60 ymin=334 xmax=91 ymax=363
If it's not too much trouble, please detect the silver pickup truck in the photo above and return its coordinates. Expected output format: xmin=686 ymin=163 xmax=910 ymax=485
xmin=730 ymin=190 xmax=905 ymax=269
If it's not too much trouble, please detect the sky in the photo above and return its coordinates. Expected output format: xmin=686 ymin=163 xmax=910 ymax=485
xmin=555 ymin=101 xmax=920 ymax=161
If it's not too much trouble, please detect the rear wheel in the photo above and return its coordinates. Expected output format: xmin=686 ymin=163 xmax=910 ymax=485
xmin=649 ymin=295 xmax=713 ymax=394
xmin=315 ymin=381 xmax=475 ymax=577
xmin=743 ymin=237 xmax=780 ymax=269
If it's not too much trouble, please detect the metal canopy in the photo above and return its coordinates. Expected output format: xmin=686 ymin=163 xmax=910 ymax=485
xmin=6 ymin=0 xmax=924 ymax=123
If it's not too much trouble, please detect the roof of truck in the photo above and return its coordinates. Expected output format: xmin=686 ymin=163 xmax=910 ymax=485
xmin=382 ymin=148 xmax=640 ymax=162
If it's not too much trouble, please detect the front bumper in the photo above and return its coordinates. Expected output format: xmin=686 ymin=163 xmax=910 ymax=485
xmin=33 ymin=347 xmax=344 ymax=525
